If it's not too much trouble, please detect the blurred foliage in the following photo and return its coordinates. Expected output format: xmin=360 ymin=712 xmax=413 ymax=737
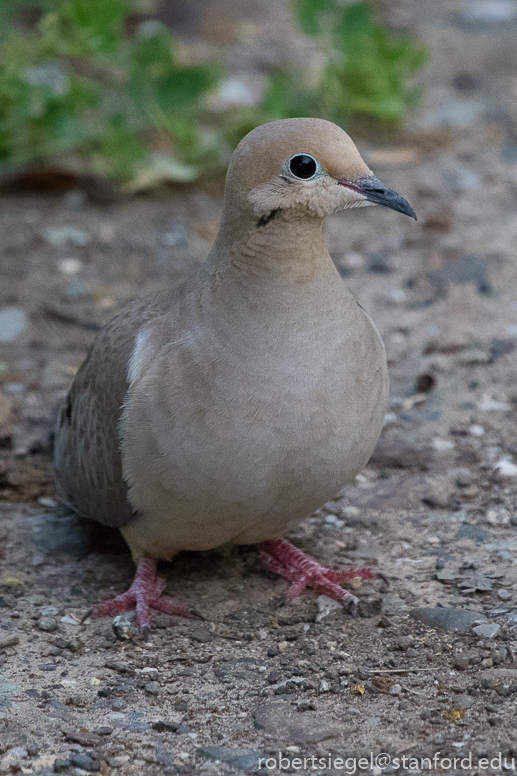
xmin=0 ymin=0 xmax=427 ymax=187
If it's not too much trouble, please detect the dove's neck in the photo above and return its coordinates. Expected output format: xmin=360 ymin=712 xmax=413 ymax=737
xmin=196 ymin=206 xmax=351 ymax=335
xmin=206 ymin=206 xmax=335 ymax=288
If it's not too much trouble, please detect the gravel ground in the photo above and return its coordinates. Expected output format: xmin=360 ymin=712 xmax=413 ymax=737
xmin=2 ymin=1 xmax=517 ymax=774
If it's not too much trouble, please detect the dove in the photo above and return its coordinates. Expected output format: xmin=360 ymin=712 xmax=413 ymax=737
xmin=54 ymin=118 xmax=416 ymax=637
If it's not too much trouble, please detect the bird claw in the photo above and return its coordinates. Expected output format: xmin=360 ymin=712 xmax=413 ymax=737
xmin=377 ymin=571 xmax=390 ymax=589
xmin=344 ymin=595 xmax=358 ymax=618
xmin=189 ymin=608 xmax=206 ymax=621
xmin=259 ymin=538 xmax=382 ymax=617
xmin=80 ymin=607 xmax=94 ymax=625
xmin=84 ymin=557 xmax=197 ymax=635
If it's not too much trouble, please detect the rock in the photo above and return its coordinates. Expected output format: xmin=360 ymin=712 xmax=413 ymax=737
xmin=44 ymin=226 xmax=89 ymax=246
xmin=494 ymin=459 xmax=517 ymax=477
xmin=458 ymin=575 xmax=493 ymax=592
xmin=459 ymin=0 xmax=517 ymax=24
xmin=483 ymin=669 xmax=517 ymax=687
xmin=457 ymin=348 xmax=491 ymax=366
xmin=431 ymin=438 xmax=455 ymax=452
xmin=498 ymin=590 xmax=511 ymax=601
xmin=389 ymin=683 xmax=402 ymax=695
xmin=423 ymin=476 xmax=455 ymax=508
xmin=38 ymin=616 xmax=58 ymax=633
xmin=197 ymin=746 xmax=267 ymax=770
xmin=297 ymin=701 xmax=317 ymax=712
xmin=151 ymin=720 xmax=180 ymax=733
xmin=472 ymin=623 xmax=500 ymax=639
xmin=315 ymin=595 xmax=343 ymax=622
xmin=53 ymin=760 xmax=71 ymax=773
xmin=0 ymin=306 xmax=27 ymax=343
xmin=341 ymin=505 xmax=360 ymax=519
xmin=216 ymin=657 xmax=258 ymax=682
xmin=104 ymin=660 xmax=134 ymax=675
xmin=253 ymin=700 xmax=341 ymax=743
xmin=455 ymin=523 xmax=489 ymax=543
xmin=108 ymin=755 xmax=130 ymax=768
xmin=485 ymin=508 xmax=511 ymax=526
xmin=436 ymin=567 xmax=457 ymax=584
xmin=63 ymin=729 xmax=101 ymax=747
xmin=381 ymin=594 xmax=406 ymax=616
xmin=396 ymin=636 xmax=412 ymax=652
xmin=370 ymin=438 xmax=432 ymax=470
xmin=112 ymin=614 xmax=137 ymax=640
xmin=69 ymin=753 xmax=100 ymax=772
xmin=191 ymin=627 xmax=212 ymax=643
xmin=0 ymin=636 xmax=19 ymax=650
xmin=358 ymin=596 xmax=382 ymax=618
xmin=477 ymin=399 xmax=510 ymax=412
xmin=410 ymin=608 xmax=486 ymax=633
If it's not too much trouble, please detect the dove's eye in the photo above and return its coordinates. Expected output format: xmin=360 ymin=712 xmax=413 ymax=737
xmin=288 ymin=154 xmax=319 ymax=180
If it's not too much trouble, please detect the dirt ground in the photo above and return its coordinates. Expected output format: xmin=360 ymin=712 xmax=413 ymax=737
xmin=2 ymin=1 xmax=517 ymax=774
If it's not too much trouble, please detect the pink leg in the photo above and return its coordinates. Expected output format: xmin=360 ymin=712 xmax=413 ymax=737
xmin=84 ymin=556 xmax=200 ymax=639
xmin=259 ymin=538 xmax=386 ymax=616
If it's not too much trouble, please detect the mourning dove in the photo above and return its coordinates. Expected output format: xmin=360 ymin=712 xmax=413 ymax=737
xmin=55 ymin=118 xmax=415 ymax=637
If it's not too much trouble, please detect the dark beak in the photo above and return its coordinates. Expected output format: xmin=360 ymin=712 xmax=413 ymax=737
xmin=338 ymin=175 xmax=417 ymax=220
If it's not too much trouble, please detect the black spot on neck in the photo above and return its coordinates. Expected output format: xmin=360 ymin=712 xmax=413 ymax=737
xmin=257 ymin=209 xmax=280 ymax=227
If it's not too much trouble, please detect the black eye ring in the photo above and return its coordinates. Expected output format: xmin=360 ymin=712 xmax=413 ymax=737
xmin=288 ymin=153 xmax=318 ymax=180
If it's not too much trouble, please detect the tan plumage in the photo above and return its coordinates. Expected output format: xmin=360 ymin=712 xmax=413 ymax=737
xmin=54 ymin=118 xmax=415 ymax=629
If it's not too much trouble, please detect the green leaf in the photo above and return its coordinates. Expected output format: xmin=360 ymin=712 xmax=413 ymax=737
xmin=295 ymin=0 xmax=333 ymax=36
xmin=62 ymin=0 xmax=126 ymax=54
xmin=129 ymin=27 xmax=216 ymax=116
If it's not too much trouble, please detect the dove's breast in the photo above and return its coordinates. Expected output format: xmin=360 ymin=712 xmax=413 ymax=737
xmin=119 ymin=276 xmax=388 ymax=561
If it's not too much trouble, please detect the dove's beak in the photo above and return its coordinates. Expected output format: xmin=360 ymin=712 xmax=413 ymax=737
xmin=338 ymin=175 xmax=417 ymax=220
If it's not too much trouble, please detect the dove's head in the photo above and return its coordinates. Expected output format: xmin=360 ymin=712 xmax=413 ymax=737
xmin=225 ymin=118 xmax=416 ymax=223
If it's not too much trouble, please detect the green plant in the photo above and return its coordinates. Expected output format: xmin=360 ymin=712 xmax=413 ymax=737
xmin=315 ymin=1 xmax=427 ymax=124
xmin=0 ymin=0 xmax=427 ymax=187
xmin=223 ymin=1 xmax=427 ymax=150
xmin=0 ymin=0 xmax=217 ymax=183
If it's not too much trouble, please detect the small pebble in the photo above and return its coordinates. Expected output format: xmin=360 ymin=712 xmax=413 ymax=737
xmin=472 ymin=623 xmax=500 ymax=638
xmin=38 ymin=616 xmax=58 ymax=633
xmin=342 ymin=505 xmax=360 ymax=519
xmin=494 ymin=459 xmax=517 ymax=477
xmin=69 ymin=753 xmax=100 ymax=772
xmin=0 ymin=306 xmax=27 ymax=343
xmin=316 ymin=595 xmax=343 ymax=622
xmin=38 ymin=496 xmax=58 ymax=508
xmin=112 ymin=614 xmax=137 ymax=640
xmin=44 ymin=226 xmax=89 ymax=246
xmin=53 ymin=760 xmax=71 ymax=773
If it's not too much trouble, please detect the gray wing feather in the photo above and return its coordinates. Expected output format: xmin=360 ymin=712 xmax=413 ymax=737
xmin=54 ymin=293 xmax=171 ymax=528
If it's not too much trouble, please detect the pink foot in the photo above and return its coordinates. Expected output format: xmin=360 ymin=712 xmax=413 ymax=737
xmin=84 ymin=557 xmax=200 ymax=639
xmin=259 ymin=538 xmax=386 ymax=616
